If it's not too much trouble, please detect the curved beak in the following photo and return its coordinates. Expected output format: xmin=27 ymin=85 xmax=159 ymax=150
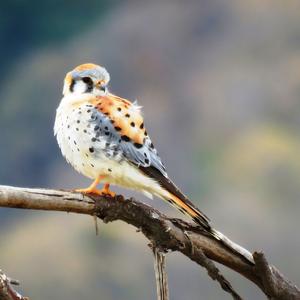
xmin=95 ymin=80 xmax=105 ymax=88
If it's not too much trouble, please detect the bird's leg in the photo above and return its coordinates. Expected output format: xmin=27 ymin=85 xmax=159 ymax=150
xmin=98 ymin=183 xmax=115 ymax=197
xmin=75 ymin=176 xmax=115 ymax=197
xmin=75 ymin=175 xmax=106 ymax=195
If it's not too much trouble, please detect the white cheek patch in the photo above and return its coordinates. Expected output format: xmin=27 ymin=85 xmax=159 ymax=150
xmin=73 ymin=81 xmax=87 ymax=94
xmin=93 ymin=88 xmax=107 ymax=96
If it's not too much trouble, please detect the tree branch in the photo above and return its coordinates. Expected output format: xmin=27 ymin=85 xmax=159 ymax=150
xmin=152 ymin=247 xmax=169 ymax=300
xmin=0 ymin=185 xmax=299 ymax=299
xmin=0 ymin=269 xmax=28 ymax=300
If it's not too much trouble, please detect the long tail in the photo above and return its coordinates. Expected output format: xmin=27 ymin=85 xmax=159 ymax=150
xmin=166 ymin=192 xmax=212 ymax=231
xmin=139 ymin=165 xmax=212 ymax=231
xmin=166 ymin=192 xmax=254 ymax=264
xmin=139 ymin=165 xmax=253 ymax=264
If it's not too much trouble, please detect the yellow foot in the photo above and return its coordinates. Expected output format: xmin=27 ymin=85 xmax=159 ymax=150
xmin=75 ymin=187 xmax=105 ymax=196
xmin=99 ymin=183 xmax=116 ymax=197
xmin=75 ymin=183 xmax=115 ymax=197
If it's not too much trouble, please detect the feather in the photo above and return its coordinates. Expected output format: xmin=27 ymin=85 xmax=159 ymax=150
xmin=139 ymin=165 xmax=211 ymax=230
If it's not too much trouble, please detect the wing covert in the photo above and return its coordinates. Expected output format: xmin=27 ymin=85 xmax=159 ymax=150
xmin=88 ymin=94 xmax=167 ymax=177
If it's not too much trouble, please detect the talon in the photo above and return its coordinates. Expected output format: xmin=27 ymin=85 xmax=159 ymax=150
xmin=100 ymin=183 xmax=116 ymax=197
xmin=75 ymin=183 xmax=115 ymax=197
xmin=75 ymin=187 xmax=105 ymax=196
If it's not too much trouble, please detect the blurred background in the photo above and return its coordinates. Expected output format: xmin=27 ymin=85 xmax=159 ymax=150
xmin=1 ymin=1 xmax=300 ymax=299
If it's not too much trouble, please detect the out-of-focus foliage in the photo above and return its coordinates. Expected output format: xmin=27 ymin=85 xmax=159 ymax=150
xmin=0 ymin=1 xmax=300 ymax=299
xmin=0 ymin=1 xmax=117 ymax=83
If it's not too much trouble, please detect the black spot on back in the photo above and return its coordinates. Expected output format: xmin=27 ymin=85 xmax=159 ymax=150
xmin=134 ymin=143 xmax=143 ymax=149
xmin=121 ymin=135 xmax=131 ymax=142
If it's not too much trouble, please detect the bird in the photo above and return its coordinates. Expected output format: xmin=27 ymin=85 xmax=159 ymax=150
xmin=54 ymin=63 xmax=211 ymax=230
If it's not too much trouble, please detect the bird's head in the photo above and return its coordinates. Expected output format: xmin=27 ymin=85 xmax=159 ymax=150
xmin=63 ymin=63 xmax=110 ymax=96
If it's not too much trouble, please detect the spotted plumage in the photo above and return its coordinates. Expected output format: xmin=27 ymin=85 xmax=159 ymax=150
xmin=54 ymin=63 xmax=211 ymax=230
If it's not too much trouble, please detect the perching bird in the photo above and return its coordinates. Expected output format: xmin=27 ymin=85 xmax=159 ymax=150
xmin=54 ymin=63 xmax=211 ymax=230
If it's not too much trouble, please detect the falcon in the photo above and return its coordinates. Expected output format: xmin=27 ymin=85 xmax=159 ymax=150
xmin=54 ymin=63 xmax=211 ymax=230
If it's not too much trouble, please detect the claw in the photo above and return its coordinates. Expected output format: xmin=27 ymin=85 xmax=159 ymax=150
xmin=75 ymin=187 xmax=105 ymax=196
xmin=75 ymin=183 xmax=115 ymax=197
xmin=100 ymin=183 xmax=116 ymax=197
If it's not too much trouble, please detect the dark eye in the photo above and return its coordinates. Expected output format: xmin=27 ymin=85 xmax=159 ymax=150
xmin=82 ymin=77 xmax=93 ymax=85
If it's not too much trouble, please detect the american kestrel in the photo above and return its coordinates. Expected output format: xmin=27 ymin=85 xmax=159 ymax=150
xmin=54 ymin=63 xmax=211 ymax=230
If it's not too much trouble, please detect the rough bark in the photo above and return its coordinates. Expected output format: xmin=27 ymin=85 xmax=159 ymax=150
xmin=0 ymin=185 xmax=299 ymax=299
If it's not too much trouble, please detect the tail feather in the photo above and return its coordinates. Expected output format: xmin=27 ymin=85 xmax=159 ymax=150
xmin=166 ymin=193 xmax=254 ymax=264
xmin=166 ymin=192 xmax=211 ymax=231
xmin=138 ymin=166 xmax=254 ymax=264
xmin=139 ymin=165 xmax=211 ymax=230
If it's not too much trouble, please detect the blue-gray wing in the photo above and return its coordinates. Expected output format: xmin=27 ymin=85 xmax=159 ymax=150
xmin=88 ymin=105 xmax=168 ymax=177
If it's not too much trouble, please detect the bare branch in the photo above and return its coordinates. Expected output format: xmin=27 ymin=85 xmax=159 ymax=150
xmin=152 ymin=247 xmax=169 ymax=300
xmin=0 ymin=269 xmax=28 ymax=300
xmin=253 ymin=252 xmax=300 ymax=300
xmin=0 ymin=185 xmax=299 ymax=299
xmin=188 ymin=245 xmax=243 ymax=300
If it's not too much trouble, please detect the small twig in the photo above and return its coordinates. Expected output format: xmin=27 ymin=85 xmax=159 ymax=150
xmin=93 ymin=214 xmax=99 ymax=235
xmin=184 ymin=231 xmax=243 ymax=300
xmin=199 ymin=249 xmax=243 ymax=300
xmin=152 ymin=247 xmax=169 ymax=300
xmin=0 ymin=270 xmax=28 ymax=300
